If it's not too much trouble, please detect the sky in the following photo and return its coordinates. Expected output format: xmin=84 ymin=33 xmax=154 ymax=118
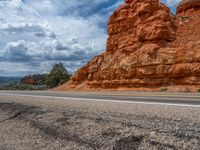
xmin=0 ymin=0 xmax=180 ymax=76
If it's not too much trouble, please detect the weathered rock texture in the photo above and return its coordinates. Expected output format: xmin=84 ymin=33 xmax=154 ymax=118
xmin=57 ymin=0 xmax=200 ymax=91
xmin=177 ymin=0 xmax=200 ymax=14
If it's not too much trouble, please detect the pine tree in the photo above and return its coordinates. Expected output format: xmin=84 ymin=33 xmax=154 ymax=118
xmin=46 ymin=63 xmax=70 ymax=88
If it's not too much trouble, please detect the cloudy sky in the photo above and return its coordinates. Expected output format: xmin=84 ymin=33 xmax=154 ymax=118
xmin=0 ymin=0 xmax=180 ymax=76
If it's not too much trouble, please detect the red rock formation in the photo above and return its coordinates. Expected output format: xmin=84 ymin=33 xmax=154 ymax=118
xmin=57 ymin=0 xmax=200 ymax=91
xmin=177 ymin=0 xmax=200 ymax=14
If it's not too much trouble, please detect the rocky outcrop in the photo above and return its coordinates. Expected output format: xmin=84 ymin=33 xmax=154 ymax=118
xmin=21 ymin=74 xmax=47 ymax=85
xmin=57 ymin=0 xmax=200 ymax=91
xmin=177 ymin=0 xmax=200 ymax=14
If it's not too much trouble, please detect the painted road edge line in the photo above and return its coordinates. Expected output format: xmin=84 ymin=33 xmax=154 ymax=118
xmin=0 ymin=93 xmax=200 ymax=108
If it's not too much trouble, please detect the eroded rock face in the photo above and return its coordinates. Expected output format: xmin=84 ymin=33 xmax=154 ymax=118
xmin=177 ymin=0 xmax=200 ymax=14
xmin=107 ymin=0 xmax=176 ymax=53
xmin=57 ymin=0 xmax=200 ymax=90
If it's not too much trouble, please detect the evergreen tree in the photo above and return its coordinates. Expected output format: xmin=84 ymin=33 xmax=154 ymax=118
xmin=46 ymin=63 xmax=70 ymax=88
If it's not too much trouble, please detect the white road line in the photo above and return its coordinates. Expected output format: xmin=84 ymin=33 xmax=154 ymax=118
xmin=0 ymin=93 xmax=200 ymax=108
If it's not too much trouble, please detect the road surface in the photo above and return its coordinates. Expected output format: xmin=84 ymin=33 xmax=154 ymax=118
xmin=0 ymin=91 xmax=200 ymax=149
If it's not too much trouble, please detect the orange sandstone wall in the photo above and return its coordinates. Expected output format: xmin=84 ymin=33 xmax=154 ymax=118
xmin=58 ymin=0 xmax=200 ymax=90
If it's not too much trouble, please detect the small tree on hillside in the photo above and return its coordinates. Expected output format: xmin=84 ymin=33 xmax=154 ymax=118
xmin=46 ymin=63 xmax=70 ymax=88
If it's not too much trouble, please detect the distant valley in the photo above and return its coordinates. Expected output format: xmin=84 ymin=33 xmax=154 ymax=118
xmin=0 ymin=76 xmax=22 ymax=86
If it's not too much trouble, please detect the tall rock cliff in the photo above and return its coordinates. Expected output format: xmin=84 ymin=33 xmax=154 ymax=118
xmin=57 ymin=0 xmax=200 ymax=91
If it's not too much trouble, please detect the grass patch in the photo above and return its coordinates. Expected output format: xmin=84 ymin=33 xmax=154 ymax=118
xmin=0 ymin=84 xmax=47 ymax=91
xmin=160 ymin=87 xmax=168 ymax=92
xmin=178 ymin=15 xmax=191 ymax=21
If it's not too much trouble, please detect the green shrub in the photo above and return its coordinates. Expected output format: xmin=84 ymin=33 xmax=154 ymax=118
xmin=197 ymin=89 xmax=200 ymax=93
xmin=46 ymin=63 xmax=70 ymax=88
xmin=160 ymin=87 xmax=168 ymax=92
xmin=21 ymin=74 xmax=48 ymax=85
xmin=178 ymin=15 xmax=191 ymax=21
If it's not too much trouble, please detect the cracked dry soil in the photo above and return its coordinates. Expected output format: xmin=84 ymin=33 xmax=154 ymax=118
xmin=0 ymin=102 xmax=200 ymax=150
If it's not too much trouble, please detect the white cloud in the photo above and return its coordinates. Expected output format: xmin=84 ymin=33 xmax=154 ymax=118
xmin=0 ymin=0 xmax=177 ymax=76
xmin=0 ymin=0 xmax=120 ymax=75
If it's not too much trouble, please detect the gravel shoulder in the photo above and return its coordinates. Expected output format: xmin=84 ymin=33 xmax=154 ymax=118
xmin=0 ymin=95 xmax=200 ymax=150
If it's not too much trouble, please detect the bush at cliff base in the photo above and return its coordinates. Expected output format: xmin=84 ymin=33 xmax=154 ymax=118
xmin=46 ymin=63 xmax=70 ymax=88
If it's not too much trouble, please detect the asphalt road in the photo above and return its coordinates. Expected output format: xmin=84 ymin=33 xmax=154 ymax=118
xmin=0 ymin=90 xmax=200 ymax=107
xmin=0 ymin=91 xmax=200 ymax=149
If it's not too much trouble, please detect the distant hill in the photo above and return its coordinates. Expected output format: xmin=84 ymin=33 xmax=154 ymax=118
xmin=0 ymin=63 xmax=70 ymax=90
xmin=0 ymin=76 xmax=22 ymax=86
xmin=21 ymin=74 xmax=48 ymax=85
